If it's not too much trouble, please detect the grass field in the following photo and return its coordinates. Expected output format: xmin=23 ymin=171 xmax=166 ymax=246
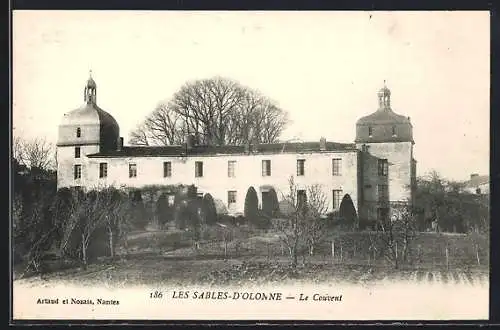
xmin=13 ymin=226 xmax=489 ymax=288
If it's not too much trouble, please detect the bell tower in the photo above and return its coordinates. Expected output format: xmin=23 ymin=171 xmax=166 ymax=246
xmin=377 ymin=80 xmax=391 ymax=109
xmin=355 ymin=82 xmax=417 ymax=227
xmin=84 ymin=70 xmax=97 ymax=104
xmin=57 ymin=72 xmax=120 ymax=190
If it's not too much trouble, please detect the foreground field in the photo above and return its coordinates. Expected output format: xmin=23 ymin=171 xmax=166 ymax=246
xmin=14 ymin=254 xmax=489 ymax=289
xmin=13 ymin=228 xmax=489 ymax=289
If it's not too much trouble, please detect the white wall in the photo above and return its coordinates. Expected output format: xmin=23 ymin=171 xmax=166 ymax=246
xmin=357 ymin=141 xmax=414 ymax=222
xmin=57 ymin=144 xmax=99 ymax=188
xmin=75 ymin=150 xmax=360 ymax=215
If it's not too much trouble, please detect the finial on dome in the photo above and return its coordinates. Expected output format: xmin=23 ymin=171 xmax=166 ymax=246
xmin=86 ymin=70 xmax=96 ymax=89
xmin=84 ymin=70 xmax=97 ymax=103
xmin=377 ymin=80 xmax=391 ymax=109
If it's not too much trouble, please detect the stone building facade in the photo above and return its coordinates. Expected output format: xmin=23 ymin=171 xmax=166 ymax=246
xmin=56 ymin=75 xmax=417 ymax=226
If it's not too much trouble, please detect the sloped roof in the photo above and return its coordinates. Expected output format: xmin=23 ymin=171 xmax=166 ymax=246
xmin=357 ymin=108 xmax=411 ymax=125
xmin=465 ymin=175 xmax=489 ymax=188
xmin=87 ymin=141 xmax=358 ymax=158
xmin=60 ymin=102 xmax=119 ymax=128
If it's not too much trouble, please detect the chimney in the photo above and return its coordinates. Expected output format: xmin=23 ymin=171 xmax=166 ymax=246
xmin=251 ymin=136 xmax=259 ymax=153
xmin=319 ymin=137 xmax=327 ymax=151
xmin=117 ymin=137 xmax=123 ymax=151
xmin=246 ymin=127 xmax=254 ymax=154
xmin=185 ymin=134 xmax=194 ymax=151
xmin=193 ymin=133 xmax=200 ymax=146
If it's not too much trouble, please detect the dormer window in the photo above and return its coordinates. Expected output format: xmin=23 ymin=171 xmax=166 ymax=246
xmin=76 ymin=127 xmax=81 ymax=138
xmin=368 ymin=126 xmax=373 ymax=137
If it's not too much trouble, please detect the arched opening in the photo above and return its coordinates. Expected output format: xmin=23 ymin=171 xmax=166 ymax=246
xmin=129 ymin=189 xmax=147 ymax=230
xmin=156 ymin=192 xmax=174 ymax=229
xmin=201 ymin=193 xmax=217 ymax=225
xmin=244 ymin=187 xmax=259 ymax=221
xmin=338 ymin=194 xmax=358 ymax=230
xmin=261 ymin=186 xmax=279 ymax=218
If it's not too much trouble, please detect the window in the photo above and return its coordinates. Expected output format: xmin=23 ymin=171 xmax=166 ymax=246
xmin=99 ymin=163 xmax=108 ymax=178
xmin=228 ymin=161 xmax=236 ymax=177
xmin=332 ymin=158 xmax=342 ymax=176
xmin=368 ymin=126 xmax=373 ymax=137
xmin=76 ymin=127 xmax=81 ymax=138
xmin=228 ymin=191 xmax=237 ymax=205
xmin=333 ymin=189 xmax=342 ymax=210
xmin=75 ymin=147 xmax=81 ymax=158
xmin=129 ymin=163 xmax=137 ymax=178
xmin=378 ymin=184 xmax=389 ymax=202
xmin=392 ymin=126 xmax=397 ymax=136
xmin=168 ymin=195 xmax=175 ymax=206
xmin=163 ymin=161 xmax=172 ymax=177
xmin=262 ymin=160 xmax=271 ymax=176
xmin=378 ymin=159 xmax=388 ymax=176
xmin=74 ymin=165 xmax=81 ymax=180
xmin=297 ymin=159 xmax=305 ymax=176
xmin=195 ymin=161 xmax=203 ymax=177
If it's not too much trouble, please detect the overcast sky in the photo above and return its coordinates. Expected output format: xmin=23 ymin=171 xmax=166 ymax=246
xmin=12 ymin=11 xmax=489 ymax=181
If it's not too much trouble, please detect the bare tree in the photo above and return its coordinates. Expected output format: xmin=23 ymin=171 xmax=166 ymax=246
xmin=128 ymin=123 xmax=151 ymax=146
xmin=13 ymin=135 xmax=55 ymax=171
xmin=13 ymin=135 xmax=24 ymax=162
xmin=368 ymin=202 xmax=417 ymax=269
xmin=274 ymin=177 xmax=304 ymax=267
xmin=129 ymin=77 xmax=290 ymax=146
xmin=100 ymin=188 xmax=132 ymax=258
xmin=59 ymin=189 xmax=131 ymax=267
xmin=303 ymin=184 xmax=329 ymax=257
xmin=14 ymin=183 xmax=58 ymax=275
xmin=274 ymin=176 xmax=328 ymax=267
xmin=59 ymin=191 xmax=99 ymax=268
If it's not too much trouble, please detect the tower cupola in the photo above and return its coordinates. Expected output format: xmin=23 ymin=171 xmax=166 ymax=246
xmin=377 ymin=81 xmax=391 ymax=109
xmin=355 ymin=82 xmax=413 ymax=144
xmin=84 ymin=70 xmax=97 ymax=104
xmin=57 ymin=72 xmax=120 ymax=152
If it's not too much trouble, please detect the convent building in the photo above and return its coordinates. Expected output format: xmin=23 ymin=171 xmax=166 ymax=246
xmin=56 ymin=75 xmax=417 ymax=227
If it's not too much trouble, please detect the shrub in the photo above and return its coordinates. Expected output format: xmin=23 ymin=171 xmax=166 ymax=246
xmin=244 ymin=187 xmax=259 ymax=226
xmin=14 ymin=179 xmax=57 ymax=272
xmin=156 ymin=193 xmax=174 ymax=228
xmin=218 ymin=214 xmax=235 ymax=225
xmin=201 ymin=193 xmax=218 ymax=225
xmin=254 ymin=211 xmax=272 ymax=229
xmin=129 ymin=189 xmax=148 ymax=230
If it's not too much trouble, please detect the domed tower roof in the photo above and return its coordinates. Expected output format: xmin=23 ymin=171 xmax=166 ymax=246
xmin=355 ymin=82 xmax=413 ymax=143
xmin=57 ymin=72 xmax=120 ymax=151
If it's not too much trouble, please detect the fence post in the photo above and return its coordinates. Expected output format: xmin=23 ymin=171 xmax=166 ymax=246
xmin=224 ymin=238 xmax=228 ymax=259
xmin=476 ymin=244 xmax=481 ymax=266
xmin=395 ymin=241 xmax=398 ymax=261
xmin=445 ymin=245 xmax=449 ymax=270
xmin=267 ymin=242 xmax=270 ymax=262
